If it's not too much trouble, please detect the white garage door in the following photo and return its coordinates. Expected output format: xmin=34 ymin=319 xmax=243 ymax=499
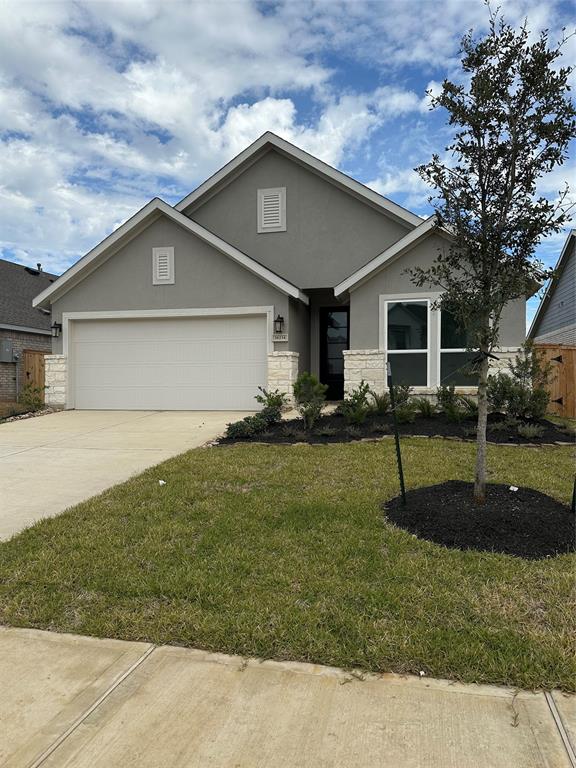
xmin=71 ymin=315 xmax=268 ymax=410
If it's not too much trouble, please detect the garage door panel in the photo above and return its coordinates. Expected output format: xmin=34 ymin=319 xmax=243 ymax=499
xmin=71 ymin=316 xmax=268 ymax=410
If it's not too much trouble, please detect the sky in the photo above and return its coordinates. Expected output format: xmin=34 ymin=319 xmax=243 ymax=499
xmin=1 ymin=0 xmax=574 ymax=329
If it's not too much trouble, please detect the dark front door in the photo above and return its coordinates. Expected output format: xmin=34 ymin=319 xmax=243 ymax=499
xmin=320 ymin=307 xmax=349 ymax=400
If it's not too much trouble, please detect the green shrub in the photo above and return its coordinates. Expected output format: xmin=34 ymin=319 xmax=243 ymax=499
xmin=459 ymin=395 xmax=478 ymax=418
xmin=338 ymin=380 xmax=373 ymax=424
xmin=370 ymin=391 xmax=391 ymax=415
xmin=293 ymin=372 xmax=328 ymax=431
xmin=259 ymin=405 xmax=282 ymax=426
xmin=517 ymin=423 xmax=545 ymax=440
xmin=395 ymin=403 xmax=416 ymax=424
xmin=19 ymin=384 xmax=44 ymax=412
xmin=488 ymin=421 xmax=508 ymax=433
xmin=413 ymin=397 xmax=435 ymax=418
xmin=436 ymin=384 xmax=458 ymax=412
xmin=345 ymin=425 xmax=362 ymax=439
xmin=462 ymin=425 xmax=477 ymax=438
xmin=487 ymin=343 xmax=551 ymax=420
xmin=225 ymin=414 xmax=268 ymax=439
xmin=390 ymin=383 xmax=412 ymax=407
xmin=255 ymin=387 xmax=288 ymax=410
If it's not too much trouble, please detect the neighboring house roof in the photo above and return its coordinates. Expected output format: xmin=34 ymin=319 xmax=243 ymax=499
xmin=334 ymin=216 xmax=449 ymax=296
xmin=0 ymin=259 xmax=58 ymax=333
xmin=527 ymin=230 xmax=575 ymax=339
xmin=175 ymin=132 xmax=423 ymax=229
xmin=33 ymin=198 xmax=309 ymax=309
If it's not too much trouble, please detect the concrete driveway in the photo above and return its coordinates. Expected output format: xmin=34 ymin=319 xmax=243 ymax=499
xmin=1 ymin=627 xmax=574 ymax=768
xmin=0 ymin=410 xmax=241 ymax=540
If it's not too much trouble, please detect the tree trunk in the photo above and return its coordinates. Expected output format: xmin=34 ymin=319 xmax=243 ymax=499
xmin=474 ymin=354 xmax=490 ymax=503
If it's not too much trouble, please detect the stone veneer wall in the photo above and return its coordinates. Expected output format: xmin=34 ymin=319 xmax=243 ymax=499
xmin=343 ymin=349 xmax=386 ymax=396
xmin=487 ymin=349 xmax=519 ymax=377
xmin=44 ymin=354 xmax=67 ymax=407
xmin=267 ymin=351 xmax=299 ymax=403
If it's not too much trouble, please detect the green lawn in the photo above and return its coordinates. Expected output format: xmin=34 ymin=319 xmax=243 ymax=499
xmin=0 ymin=439 xmax=574 ymax=691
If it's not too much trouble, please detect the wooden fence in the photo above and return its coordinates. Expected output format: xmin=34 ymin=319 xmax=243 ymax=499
xmin=534 ymin=343 xmax=576 ymax=419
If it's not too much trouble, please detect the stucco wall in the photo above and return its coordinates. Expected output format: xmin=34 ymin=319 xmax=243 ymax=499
xmin=350 ymin=234 xmax=526 ymax=351
xmin=50 ymin=214 xmax=309 ymax=356
xmin=188 ymin=149 xmax=412 ymax=289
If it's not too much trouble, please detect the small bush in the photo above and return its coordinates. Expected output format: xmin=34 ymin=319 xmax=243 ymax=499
xmin=225 ymin=414 xmax=268 ymax=439
xmin=462 ymin=425 xmax=477 ymax=438
xmin=436 ymin=384 xmax=458 ymax=412
xmin=19 ymin=384 xmax=44 ymax=412
xmin=395 ymin=403 xmax=416 ymax=424
xmin=255 ymin=387 xmax=288 ymax=410
xmin=345 ymin=425 xmax=362 ymax=439
xmin=413 ymin=397 xmax=435 ymax=418
xmin=391 ymin=383 xmax=412 ymax=407
xmin=459 ymin=395 xmax=478 ymax=418
xmin=371 ymin=391 xmax=391 ymax=415
xmin=488 ymin=421 xmax=508 ymax=433
xmin=338 ymin=380 xmax=373 ymax=425
xmin=293 ymin=372 xmax=328 ymax=431
xmin=259 ymin=405 xmax=282 ymax=426
xmin=517 ymin=423 xmax=545 ymax=440
xmin=487 ymin=343 xmax=551 ymax=420
xmin=445 ymin=402 xmax=466 ymax=423
xmin=371 ymin=422 xmax=391 ymax=434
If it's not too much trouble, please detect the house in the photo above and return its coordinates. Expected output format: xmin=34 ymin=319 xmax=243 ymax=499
xmin=33 ymin=133 xmax=526 ymax=411
xmin=528 ymin=230 xmax=575 ymax=346
xmin=0 ymin=260 xmax=57 ymax=402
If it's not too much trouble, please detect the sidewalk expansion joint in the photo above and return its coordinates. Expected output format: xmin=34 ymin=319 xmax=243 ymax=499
xmin=545 ymin=691 xmax=576 ymax=768
xmin=27 ymin=644 xmax=157 ymax=768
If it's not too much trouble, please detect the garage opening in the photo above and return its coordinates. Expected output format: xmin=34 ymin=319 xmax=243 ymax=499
xmin=70 ymin=315 xmax=268 ymax=410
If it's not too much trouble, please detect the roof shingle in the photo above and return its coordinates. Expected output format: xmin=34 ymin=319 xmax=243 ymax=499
xmin=0 ymin=259 xmax=58 ymax=331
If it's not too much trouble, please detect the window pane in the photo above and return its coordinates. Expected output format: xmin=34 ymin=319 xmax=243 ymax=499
xmin=441 ymin=310 xmax=468 ymax=349
xmin=388 ymin=302 xmax=427 ymax=350
xmin=440 ymin=352 xmax=479 ymax=386
xmin=387 ymin=353 xmax=427 ymax=386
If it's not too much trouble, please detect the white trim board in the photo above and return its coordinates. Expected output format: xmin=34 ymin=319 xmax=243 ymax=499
xmin=175 ymin=132 xmax=423 ymax=228
xmin=33 ymin=199 xmax=308 ymax=309
xmin=0 ymin=323 xmax=52 ymax=336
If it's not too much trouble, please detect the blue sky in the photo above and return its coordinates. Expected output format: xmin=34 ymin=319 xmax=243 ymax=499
xmin=1 ymin=0 xmax=574 ymax=329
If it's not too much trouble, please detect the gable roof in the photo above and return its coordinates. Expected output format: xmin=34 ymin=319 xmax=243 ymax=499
xmin=334 ymin=216 xmax=448 ymax=296
xmin=0 ymin=259 xmax=58 ymax=332
xmin=175 ymin=132 xmax=423 ymax=229
xmin=33 ymin=198 xmax=308 ymax=309
xmin=527 ymin=229 xmax=575 ymax=339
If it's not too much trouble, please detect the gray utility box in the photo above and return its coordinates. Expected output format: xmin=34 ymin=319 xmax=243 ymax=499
xmin=0 ymin=340 xmax=15 ymax=363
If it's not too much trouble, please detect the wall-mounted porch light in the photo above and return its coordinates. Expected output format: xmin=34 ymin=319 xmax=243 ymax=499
xmin=51 ymin=322 xmax=62 ymax=338
xmin=274 ymin=314 xmax=285 ymax=334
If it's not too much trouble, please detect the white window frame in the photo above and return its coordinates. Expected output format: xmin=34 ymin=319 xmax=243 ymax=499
xmin=257 ymin=187 xmax=286 ymax=233
xmin=152 ymin=246 xmax=175 ymax=285
xmin=383 ymin=297 xmax=431 ymax=388
xmin=438 ymin=310 xmax=479 ymax=389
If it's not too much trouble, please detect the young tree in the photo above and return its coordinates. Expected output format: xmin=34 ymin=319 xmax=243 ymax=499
xmin=410 ymin=10 xmax=575 ymax=502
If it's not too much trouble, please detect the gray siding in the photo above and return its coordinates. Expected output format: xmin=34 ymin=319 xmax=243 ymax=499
xmin=533 ymin=240 xmax=575 ymax=339
xmin=50 ymin=215 xmax=299 ymax=355
xmin=188 ymin=149 xmax=412 ymax=289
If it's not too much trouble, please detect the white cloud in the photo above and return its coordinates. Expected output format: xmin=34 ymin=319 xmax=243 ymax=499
xmin=0 ymin=0 xmax=572 ymax=275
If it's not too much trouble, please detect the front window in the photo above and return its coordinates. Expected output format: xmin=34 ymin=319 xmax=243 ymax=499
xmin=440 ymin=310 xmax=479 ymax=386
xmin=386 ymin=300 xmax=429 ymax=386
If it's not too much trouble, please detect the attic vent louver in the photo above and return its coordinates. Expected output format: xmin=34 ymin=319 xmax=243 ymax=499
xmin=257 ymin=187 xmax=286 ymax=233
xmin=152 ymin=247 xmax=175 ymax=285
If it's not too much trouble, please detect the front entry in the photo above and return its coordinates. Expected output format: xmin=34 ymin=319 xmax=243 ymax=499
xmin=319 ymin=307 xmax=349 ymax=400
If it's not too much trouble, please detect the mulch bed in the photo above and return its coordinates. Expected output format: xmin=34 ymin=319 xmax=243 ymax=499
xmin=385 ymin=481 xmax=575 ymax=559
xmin=218 ymin=411 xmax=573 ymax=446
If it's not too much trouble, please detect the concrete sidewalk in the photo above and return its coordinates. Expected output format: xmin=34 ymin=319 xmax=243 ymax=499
xmin=1 ymin=627 xmax=574 ymax=767
xmin=0 ymin=410 xmax=241 ymax=540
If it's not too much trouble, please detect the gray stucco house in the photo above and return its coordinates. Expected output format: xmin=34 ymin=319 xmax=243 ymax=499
xmin=34 ymin=133 xmax=525 ymax=410
xmin=528 ymin=230 xmax=575 ymax=346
